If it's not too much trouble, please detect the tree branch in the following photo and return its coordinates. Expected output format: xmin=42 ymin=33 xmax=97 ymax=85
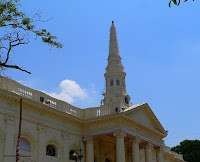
xmin=0 ymin=63 xmax=31 ymax=74
xmin=1 ymin=31 xmax=29 ymax=65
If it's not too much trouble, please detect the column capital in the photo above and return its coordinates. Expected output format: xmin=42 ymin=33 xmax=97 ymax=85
xmin=84 ymin=136 xmax=93 ymax=143
xmin=129 ymin=137 xmax=141 ymax=144
xmin=156 ymin=146 xmax=163 ymax=152
xmin=5 ymin=115 xmax=15 ymax=125
xmin=145 ymin=142 xmax=153 ymax=149
xmin=113 ymin=131 xmax=126 ymax=138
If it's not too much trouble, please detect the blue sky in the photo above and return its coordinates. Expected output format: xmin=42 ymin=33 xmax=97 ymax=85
xmin=2 ymin=0 xmax=200 ymax=147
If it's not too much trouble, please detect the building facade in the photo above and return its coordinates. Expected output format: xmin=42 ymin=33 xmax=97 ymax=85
xmin=0 ymin=22 xmax=184 ymax=162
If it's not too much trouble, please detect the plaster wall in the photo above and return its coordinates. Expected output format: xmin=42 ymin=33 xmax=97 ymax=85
xmin=0 ymin=98 xmax=84 ymax=162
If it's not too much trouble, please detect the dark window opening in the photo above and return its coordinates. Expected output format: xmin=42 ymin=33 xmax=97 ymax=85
xmin=69 ymin=150 xmax=78 ymax=160
xmin=105 ymin=158 xmax=111 ymax=162
xmin=116 ymin=79 xmax=120 ymax=85
xmin=110 ymin=79 xmax=113 ymax=86
xmin=125 ymin=97 xmax=129 ymax=105
xmin=46 ymin=145 xmax=56 ymax=157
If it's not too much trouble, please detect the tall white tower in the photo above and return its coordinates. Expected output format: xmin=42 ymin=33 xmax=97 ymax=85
xmin=102 ymin=21 xmax=131 ymax=111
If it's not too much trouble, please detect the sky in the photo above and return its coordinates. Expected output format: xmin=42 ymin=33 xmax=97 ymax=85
xmin=1 ymin=0 xmax=200 ymax=147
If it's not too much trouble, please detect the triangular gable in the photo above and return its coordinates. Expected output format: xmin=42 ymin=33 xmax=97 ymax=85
xmin=124 ymin=103 xmax=167 ymax=135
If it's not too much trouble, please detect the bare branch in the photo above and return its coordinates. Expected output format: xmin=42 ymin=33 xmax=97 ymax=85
xmin=0 ymin=63 xmax=31 ymax=74
xmin=1 ymin=31 xmax=29 ymax=65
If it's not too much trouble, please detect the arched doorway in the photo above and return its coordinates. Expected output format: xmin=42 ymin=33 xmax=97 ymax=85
xmin=105 ymin=158 xmax=111 ymax=162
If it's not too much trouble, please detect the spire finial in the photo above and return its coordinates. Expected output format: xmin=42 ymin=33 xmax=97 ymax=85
xmin=112 ymin=21 xmax=114 ymax=26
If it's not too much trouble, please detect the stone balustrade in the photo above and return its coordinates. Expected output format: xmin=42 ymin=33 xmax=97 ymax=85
xmin=0 ymin=76 xmax=115 ymax=119
xmin=163 ymin=146 xmax=184 ymax=160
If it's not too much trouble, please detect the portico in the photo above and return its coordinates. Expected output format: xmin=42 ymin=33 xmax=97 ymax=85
xmin=82 ymin=102 xmax=168 ymax=162
xmin=84 ymin=130 xmax=164 ymax=162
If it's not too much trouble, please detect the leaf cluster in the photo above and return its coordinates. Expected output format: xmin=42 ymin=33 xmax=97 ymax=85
xmin=0 ymin=0 xmax=63 ymax=48
xmin=171 ymin=140 xmax=200 ymax=162
xmin=0 ymin=0 xmax=63 ymax=74
xmin=169 ymin=0 xmax=195 ymax=7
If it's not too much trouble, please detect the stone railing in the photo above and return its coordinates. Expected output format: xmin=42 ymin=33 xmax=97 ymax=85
xmin=84 ymin=105 xmax=116 ymax=119
xmin=0 ymin=77 xmax=114 ymax=119
xmin=163 ymin=146 xmax=184 ymax=160
xmin=0 ymin=77 xmax=85 ymax=117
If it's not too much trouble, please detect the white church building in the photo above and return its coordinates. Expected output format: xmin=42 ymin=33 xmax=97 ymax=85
xmin=0 ymin=22 xmax=184 ymax=162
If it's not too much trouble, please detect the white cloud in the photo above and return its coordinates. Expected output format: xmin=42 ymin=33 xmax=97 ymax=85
xmin=45 ymin=79 xmax=87 ymax=104
xmin=47 ymin=92 xmax=74 ymax=103
xmin=91 ymin=84 xmax=97 ymax=94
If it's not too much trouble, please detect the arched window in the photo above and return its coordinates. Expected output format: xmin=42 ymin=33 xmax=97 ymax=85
xmin=46 ymin=145 xmax=57 ymax=157
xmin=69 ymin=150 xmax=78 ymax=160
xmin=19 ymin=138 xmax=31 ymax=152
xmin=116 ymin=79 xmax=120 ymax=85
xmin=125 ymin=96 xmax=129 ymax=105
xmin=110 ymin=79 xmax=113 ymax=86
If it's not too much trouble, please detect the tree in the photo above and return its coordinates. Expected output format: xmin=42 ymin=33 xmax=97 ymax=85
xmin=0 ymin=0 xmax=63 ymax=74
xmin=171 ymin=140 xmax=200 ymax=162
xmin=169 ymin=0 xmax=195 ymax=7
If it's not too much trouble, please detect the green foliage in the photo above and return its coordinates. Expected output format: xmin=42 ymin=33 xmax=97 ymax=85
xmin=0 ymin=0 xmax=63 ymax=74
xmin=171 ymin=140 xmax=200 ymax=162
xmin=22 ymin=18 xmax=30 ymax=25
xmin=0 ymin=0 xmax=63 ymax=48
xmin=169 ymin=0 xmax=195 ymax=7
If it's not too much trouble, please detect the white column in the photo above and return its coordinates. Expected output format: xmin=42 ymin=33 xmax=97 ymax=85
xmin=145 ymin=143 xmax=153 ymax=162
xmin=84 ymin=136 xmax=94 ymax=162
xmin=4 ymin=116 xmax=15 ymax=162
xmin=156 ymin=147 xmax=163 ymax=162
xmin=37 ymin=125 xmax=46 ymax=162
xmin=62 ymin=132 xmax=69 ymax=162
xmin=113 ymin=131 xmax=126 ymax=162
xmin=130 ymin=137 xmax=140 ymax=162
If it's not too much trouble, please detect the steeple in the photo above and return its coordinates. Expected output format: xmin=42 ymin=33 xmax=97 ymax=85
xmin=106 ymin=21 xmax=124 ymax=73
xmin=109 ymin=21 xmax=120 ymax=56
xmin=101 ymin=21 xmax=131 ymax=111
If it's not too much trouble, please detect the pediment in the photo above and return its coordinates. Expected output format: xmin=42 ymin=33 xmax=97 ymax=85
xmin=125 ymin=103 xmax=167 ymax=135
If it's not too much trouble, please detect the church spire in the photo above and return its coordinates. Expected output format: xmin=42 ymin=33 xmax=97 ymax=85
xmin=106 ymin=21 xmax=124 ymax=73
xmin=102 ymin=21 xmax=131 ymax=111
xmin=109 ymin=21 xmax=120 ymax=56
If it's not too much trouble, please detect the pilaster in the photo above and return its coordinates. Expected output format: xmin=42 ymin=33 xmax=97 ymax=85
xmin=62 ymin=132 xmax=69 ymax=162
xmin=4 ymin=115 xmax=15 ymax=162
xmin=99 ymin=141 xmax=105 ymax=162
xmin=37 ymin=125 xmax=46 ymax=162
xmin=128 ymin=151 xmax=132 ymax=162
